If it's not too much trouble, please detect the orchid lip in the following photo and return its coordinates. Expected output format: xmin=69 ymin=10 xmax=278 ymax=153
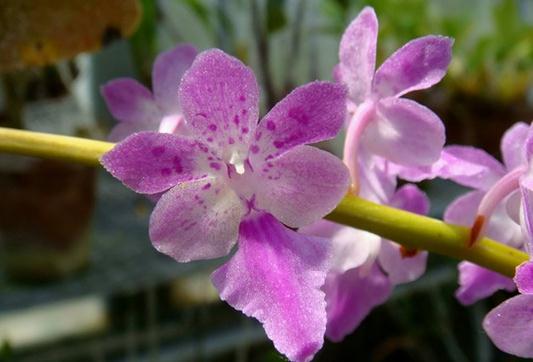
xmin=469 ymin=166 xmax=526 ymax=246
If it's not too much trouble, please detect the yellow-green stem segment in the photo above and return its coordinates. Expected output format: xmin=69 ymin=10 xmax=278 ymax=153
xmin=0 ymin=127 xmax=528 ymax=276
xmin=0 ymin=127 xmax=113 ymax=166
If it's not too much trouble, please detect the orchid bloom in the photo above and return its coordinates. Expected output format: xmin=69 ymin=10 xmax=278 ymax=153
xmin=301 ymin=151 xmax=429 ymax=341
xmin=336 ymin=6 xmax=452 ymax=193
xmin=387 ymin=124 xmax=531 ymax=304
xmin=484 ymin=227 xmax=533 ymax=358
xmin=101 ymin=44 xmax=197 ymax=141
xmin=398 ymin=121 xmax=533 ymax=357
xmin=482 ymin=123 xmax=533 ymax=359
xmin=101 ymin=49 xmax=350 ymax=362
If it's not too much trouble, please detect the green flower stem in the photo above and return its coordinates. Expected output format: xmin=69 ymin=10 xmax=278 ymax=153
xmin=0 ymin=127 xmax=528 ymax=276
xmin=326 ymin=195 xmax=527 ymax=277
xmin=0 ymin=127 xmax=112 ymax=166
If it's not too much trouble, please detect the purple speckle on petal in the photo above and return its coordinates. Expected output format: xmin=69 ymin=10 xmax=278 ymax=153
xmin=160 ymin=168 xmax=171 ymax=176
xmin=233 ymin=115 xmax=240 ymax=125
xmin=250 ymin=145 xmax=260 ymax=154
xmin=239 ymin=94 xmax=246 ymax=102
xmin=228 ymin=137 xmax=235 ymax=145
xmin=207 ymin=137 xmax=214 ymax=143
xmin=241 ymin=109 xmax=247 ymax=116
xmin=173 ymin=156 xmax=183 ymax=173
xmin=202 ymin=183 xmax=212 ymax=190
xmin=151 ymin=146 xmax=165 ymax=157
xmin=273 ymin=140 xmax=284 ymax=149
xmin=241 ymin=126 xmax=249 ymax=134
xmin=266 ymin=120 xmax=276 ymax=131
xmin=209 ymin=162 xmax=221 ymax=171
xmin=288 ymin=107 xmax=309 ymax=125
xmin=208 ymin=124 xmax=217 ymax=131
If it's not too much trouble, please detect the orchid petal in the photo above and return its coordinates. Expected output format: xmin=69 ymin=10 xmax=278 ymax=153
xmin=324 ymin=265 xmax=392 ymax=342
xmin=515 ymin=261 xmax=533 ymax=295
xmin=372 ymin=35 xmax=453 ymax=98
xmin=378 ymin=241 xmax=427 ymax=285
xmin=108 ymin=120 xmax=157 ymax=142
xmin=300 ymin=221 xmax=381 ymax=274
xmin=212 ymin=213 xmax=331 ymax=362
xmin=455 ymin=262 xmax=515 ymax=305
xmin=437 ymin=146 xmax=505 ymax=190
xmin=254 ymin=82 xmax=346 ymax=160
xmin=389 ymin=146 xmax=506 ymax=188
xmin=179 ymin=49 xmax=259 ymax=159
xmin=525 ymin=125 xmax=533 ymax=161
xmin=358 ymin=151 xmax=397 ymax=203
xmin=152 ymin=44 xmax=197 ymax=114
xmin=101 ymin=78 xmax=160 ymax=128
xmin=501 ymin=122 xmax=530 ymax=170
xmin=338 ymin=6 xmax=378 ymax=104
xmin=483 ymin=294 xmax=533 ymax=358
xmin=520 ymin=171 xmax=533 ymax=251
xmin=389 ymin=184 xmax=430 ymax=215
xmin=506 ymin=189 xmax=521 ymax=225
xmin=444 ymin=190 xmax=520 ymax=247
xmin=100 ymin=132 xmax=216 ymax=194
xmin=361 ymin=97 xmax=444 ymax=166
xmin=254 ymin=145 xmax=349 ymax=228
xmin=150 ymin=177 xmax=245 ymax=262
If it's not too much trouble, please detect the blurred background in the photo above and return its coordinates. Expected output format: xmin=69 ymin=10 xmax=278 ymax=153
xmin=0 ymin=0 xmax=532 ymax=361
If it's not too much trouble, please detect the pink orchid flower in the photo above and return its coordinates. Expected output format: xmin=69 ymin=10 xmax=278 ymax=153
xmin=336 ymin=6 xmax=452 ymax=193
xmin=101 ymin=44 xmax=197 ymax=141
xmin=401 ymin=121 xmax=533 ymax=357
xmin=101 ymin=49 xmax=350 ymax=362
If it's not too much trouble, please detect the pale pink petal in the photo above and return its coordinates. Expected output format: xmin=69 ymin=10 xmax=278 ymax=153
xmin=506 ymin=189 xmax=521 ymax=225
xmin=212 ymin=213 xmax=331 ymax=362
xmin=361 ymin=97 xmax=444 ymax=166
xmin=520 ymin=172 xmax=533 ymax=251
xmin=149 ymin=177 xmax=245 ymax=262
xmin=389 ymin=184 xmax=429 ymax=214
xmin=324 ymin=264 xmax=392 ymax=342
xmin=378 ymin=241 xmax=427 ymax=285
xmin=525 ymin=124 xmax=533 ymax=161
xmin=444 ymin=190 xmax=519 ymax=246
xmin=338 ymin=6 xmax=378 ymax=104
xmin=178 ymin=49 xmax=259 ymax=159
xmin=108 ymin=120 xmax=157 ymax=142
xmin=300 ymin=221 xmax=382 ymax=274
xmin=455 ymin=262 xmax=515 ymax=305
xmin=101 ymin=78 xmax=160 ymax=126
xmin=299 ymin=219 xmax=344 ymax=239
xmin=372 ymin=36 xmax=453 ymax=98
xmin=483 ymin=294 xmax=533 ymax=358
xmin=501 ymin=122 xmax=529 ymax=170
xmin=515 ymin=261 xmax=533 ymax=294
xmin=358 ymin=151 xmax=397 ymax=203
xmin=253 ymin=145 xmax=349 ymax=228
xmin=389 ymin=146 xmax=506 ymax=189
xmin=254 ymin=82 xmax=346 ymax=160
xmin=152 ymin=44 xmax=197 ymax=114
xmin=100 ymin=132 xmax=217 ymax=194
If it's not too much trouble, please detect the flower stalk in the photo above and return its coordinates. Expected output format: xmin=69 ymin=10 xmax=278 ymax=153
xmin=0 ymin=126 xmax=527 ymax=277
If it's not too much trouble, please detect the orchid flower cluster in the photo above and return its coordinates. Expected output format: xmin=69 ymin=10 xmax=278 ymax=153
xmin=100 ymin=6 xmax=532 ymax=362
